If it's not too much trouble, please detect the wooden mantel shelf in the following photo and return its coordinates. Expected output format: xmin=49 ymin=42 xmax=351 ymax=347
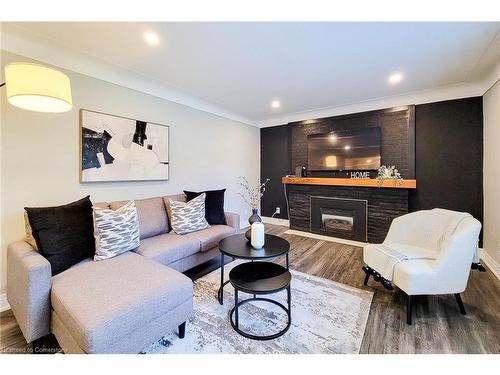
xmin=282 ymin=176 xmax=417 ymax=189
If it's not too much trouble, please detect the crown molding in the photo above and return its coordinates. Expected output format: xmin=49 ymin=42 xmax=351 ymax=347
xmin=2 ymin=24 xmax=498 ymax=129
xmin=480 ymin=58 xmax=500 ymax=95
xmin=257 ymin=81 xmax=486 ymax=127
xmin=258 ymin=53 xmax=500 ymax=128
xmin=0 ymin=26 xmax=258 ymax=127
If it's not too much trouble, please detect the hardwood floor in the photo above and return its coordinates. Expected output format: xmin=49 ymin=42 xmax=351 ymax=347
xmin=1 ymin=309 xmax=29 ymax=354
xmin=265 ymin=225 xmax=500 ymax=354
xmin=1 ymin=224 xmax=499 ymax=354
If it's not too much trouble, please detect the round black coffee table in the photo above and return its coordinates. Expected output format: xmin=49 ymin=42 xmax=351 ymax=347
xmin=217 ymin=234 xmax=290 ymax=305
xmin=229 ymin=261 xmax=292 ymax=340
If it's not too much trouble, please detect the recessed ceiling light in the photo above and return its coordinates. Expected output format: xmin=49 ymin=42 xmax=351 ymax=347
xmin=271 ymin=100 xmax=281 ymax=109
xmin=144 ymin=31 xmax=160 ymax=46
xmin=328 ymin=134 xmax=337 ymax=142
xmin=388 ymin=72 xmax=403 ymax=84
xmin=344 ymin=145 xmax=351 ymax=150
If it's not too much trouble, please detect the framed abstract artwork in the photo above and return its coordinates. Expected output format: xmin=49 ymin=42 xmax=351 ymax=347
xmin=80 ymin=109 xmax=169 ymax=182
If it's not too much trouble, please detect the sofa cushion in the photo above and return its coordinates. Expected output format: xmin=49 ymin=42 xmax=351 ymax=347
xmin=167 ymin=194 xmax=210 ymax=235
xmin=162 ymin=194 xmax=186 ymax=230
xmin=109 ymin=197 xmax=168 ymax=240
xmin=23 ymin=210 xmax=38 ymax=250
xmin=93 ymin=201 xmax=140 ymax=261
xmin=163 ymin=193 xmax=186 ymax=206
xmin=51 ymin=252 xmax=193 ymax=353
xmin=134 ymin=232 xmax=201 ymax=265
xmin=93 ymin=202 xmax=109 ymax=209
xmin=184 ymin=189 xmax=227 ymax=225
xmin=189 ymin=225 xmax=236 ymax=252
xmin=24 ymin=196 xmax=95 ymax=276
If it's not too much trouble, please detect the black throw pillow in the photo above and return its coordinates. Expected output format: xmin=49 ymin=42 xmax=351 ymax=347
xmin=184 ymin=189 xmax=227 ymax=225
xmin=25 ymin=196 xmax=96 ymax=276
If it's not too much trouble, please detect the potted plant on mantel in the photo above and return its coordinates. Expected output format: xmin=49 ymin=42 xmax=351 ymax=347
xmin=376 ymin=165 xmax=404 ymax=187
xmin=238 ymin=176 xmax=270 ymax=241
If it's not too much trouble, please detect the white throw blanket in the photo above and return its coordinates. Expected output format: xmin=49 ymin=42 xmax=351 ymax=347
xmin=370 ymin=211 xmax=474 ymax=282
xmin=368 ymin=244 xmax=434 ymax=281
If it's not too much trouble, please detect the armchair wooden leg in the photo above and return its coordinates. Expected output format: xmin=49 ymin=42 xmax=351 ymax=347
xmin=362 ymin=266 xmax=394 ymax=289
xmin=362 ymin=266 xmax=371 ymax=285
xmin=178 ymin=322 xmax=186 ymax=339
xmin=406 ymin=295 xmax=412 ymax=325
xmin=363 ymin=273 xmax=370 ymax=286
xmin=455 ymin=293 xmax=466 ymax=315
xmin=471 ymin=262 xmax=486 ymax=272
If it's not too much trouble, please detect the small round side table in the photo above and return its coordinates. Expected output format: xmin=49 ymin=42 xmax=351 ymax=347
xmin=217 ymin=233 xmax=290 ymax=305
xmin=229 ymin=261 xmax=292 ymax=340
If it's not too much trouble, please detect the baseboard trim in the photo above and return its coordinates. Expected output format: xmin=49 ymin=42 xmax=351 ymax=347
xmin=261 ymin=216 xmax=290 ymax=227
xmin=0 ymin=293 xmax=10 ymax=313
xmin=284 ymin=229 xmax=368 ymax=248
xmin=480 ymin=249 xmax=500 ymax=280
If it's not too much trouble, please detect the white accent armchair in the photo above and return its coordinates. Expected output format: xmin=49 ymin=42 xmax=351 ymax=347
xmin=363 ymin=208 xmax=482 ymax=324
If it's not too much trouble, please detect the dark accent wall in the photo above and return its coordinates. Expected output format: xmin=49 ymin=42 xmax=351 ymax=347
xmin=289 ymin=106 xmax=415 ymax=179
xmin=260 ymin=125 xmax=291 ymax=218
xmin=260 ymin=97 xmax=484 ymax=234
xmin=409 ymin=97 xmax=483 ymax=235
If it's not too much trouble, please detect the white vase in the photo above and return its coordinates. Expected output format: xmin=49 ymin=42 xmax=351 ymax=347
xmin=251 ymin=222 xmax=265 ymax=249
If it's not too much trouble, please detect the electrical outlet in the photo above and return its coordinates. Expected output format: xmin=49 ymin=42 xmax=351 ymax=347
xmin=276 ymin=207 xmax=281 ymax=214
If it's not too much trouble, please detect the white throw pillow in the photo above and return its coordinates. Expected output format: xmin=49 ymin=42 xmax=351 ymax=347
xmin=93 ymin=200 xmax=140 ymax=261
xmin=168 ymin=193 xmax=210 ymax=235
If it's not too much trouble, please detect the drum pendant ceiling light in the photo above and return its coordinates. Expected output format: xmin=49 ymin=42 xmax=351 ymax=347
xmin=3 ymin=62 xmax=72 ymax=113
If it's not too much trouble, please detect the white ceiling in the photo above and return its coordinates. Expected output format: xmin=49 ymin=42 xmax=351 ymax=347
xmin=2 ymin=22 xmax=500 ymax=126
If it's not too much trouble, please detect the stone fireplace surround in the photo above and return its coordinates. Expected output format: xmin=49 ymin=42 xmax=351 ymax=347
xmin=282 ymin=105 xmax=416 ymax=243
xmin=287 ymin=183 xmax=409 ymax=243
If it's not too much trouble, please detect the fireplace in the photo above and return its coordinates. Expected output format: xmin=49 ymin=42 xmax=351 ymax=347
xmin=322 ymin=213 xmax=354 ymax=232
xmin=310 ymin=196 xmax=367 ymax=242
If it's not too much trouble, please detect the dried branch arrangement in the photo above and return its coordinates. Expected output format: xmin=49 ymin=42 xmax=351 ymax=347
xmin=238 ymin=176 xmax=270 ymax=209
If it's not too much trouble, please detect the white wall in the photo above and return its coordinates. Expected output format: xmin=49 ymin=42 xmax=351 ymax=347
xmin=0 ymin=50 xmax=260 ymax=295
xmin=483 ymin=78 xmax=500 ymax=270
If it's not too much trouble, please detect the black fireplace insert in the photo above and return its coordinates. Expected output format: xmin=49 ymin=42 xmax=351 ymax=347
xmin=310 ymin=196 xmax=367 ymax=242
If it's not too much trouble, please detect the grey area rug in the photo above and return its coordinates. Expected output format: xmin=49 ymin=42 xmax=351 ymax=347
xmin=143 ymin=260 xmax=373 ymax=354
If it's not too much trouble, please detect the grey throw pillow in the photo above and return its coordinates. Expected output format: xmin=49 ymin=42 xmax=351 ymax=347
xmin=93 ymin=200 xmax=140 ymax=261
xmin=168 ymin=193 xmax=210 ymax=235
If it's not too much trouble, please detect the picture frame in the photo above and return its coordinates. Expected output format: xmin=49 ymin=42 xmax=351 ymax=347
xmin=79 ymin=109 xmax=170 ymax=182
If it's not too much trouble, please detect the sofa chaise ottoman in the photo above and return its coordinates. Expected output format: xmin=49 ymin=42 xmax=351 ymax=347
xmin=51 ymin=252 xmax=193 ymax=354
xmin=7 ymin=193 xmax=240 ymax=353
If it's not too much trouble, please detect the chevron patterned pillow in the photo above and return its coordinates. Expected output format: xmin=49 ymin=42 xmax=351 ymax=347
xmin=168 ymin=193 xmax=210 ymax=235
xmin=93 ymin=200 xmax=140 ymax=261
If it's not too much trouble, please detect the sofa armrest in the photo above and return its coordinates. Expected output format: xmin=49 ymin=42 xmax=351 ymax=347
xmin=225 ymin=212 xmax=240 ymax=233
xmin=7 ymin=240 xmax=52 ymax=343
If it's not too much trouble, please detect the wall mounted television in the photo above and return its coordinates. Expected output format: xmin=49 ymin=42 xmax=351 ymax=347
xmin=307 ymin=127 xmax=381 ymax=171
